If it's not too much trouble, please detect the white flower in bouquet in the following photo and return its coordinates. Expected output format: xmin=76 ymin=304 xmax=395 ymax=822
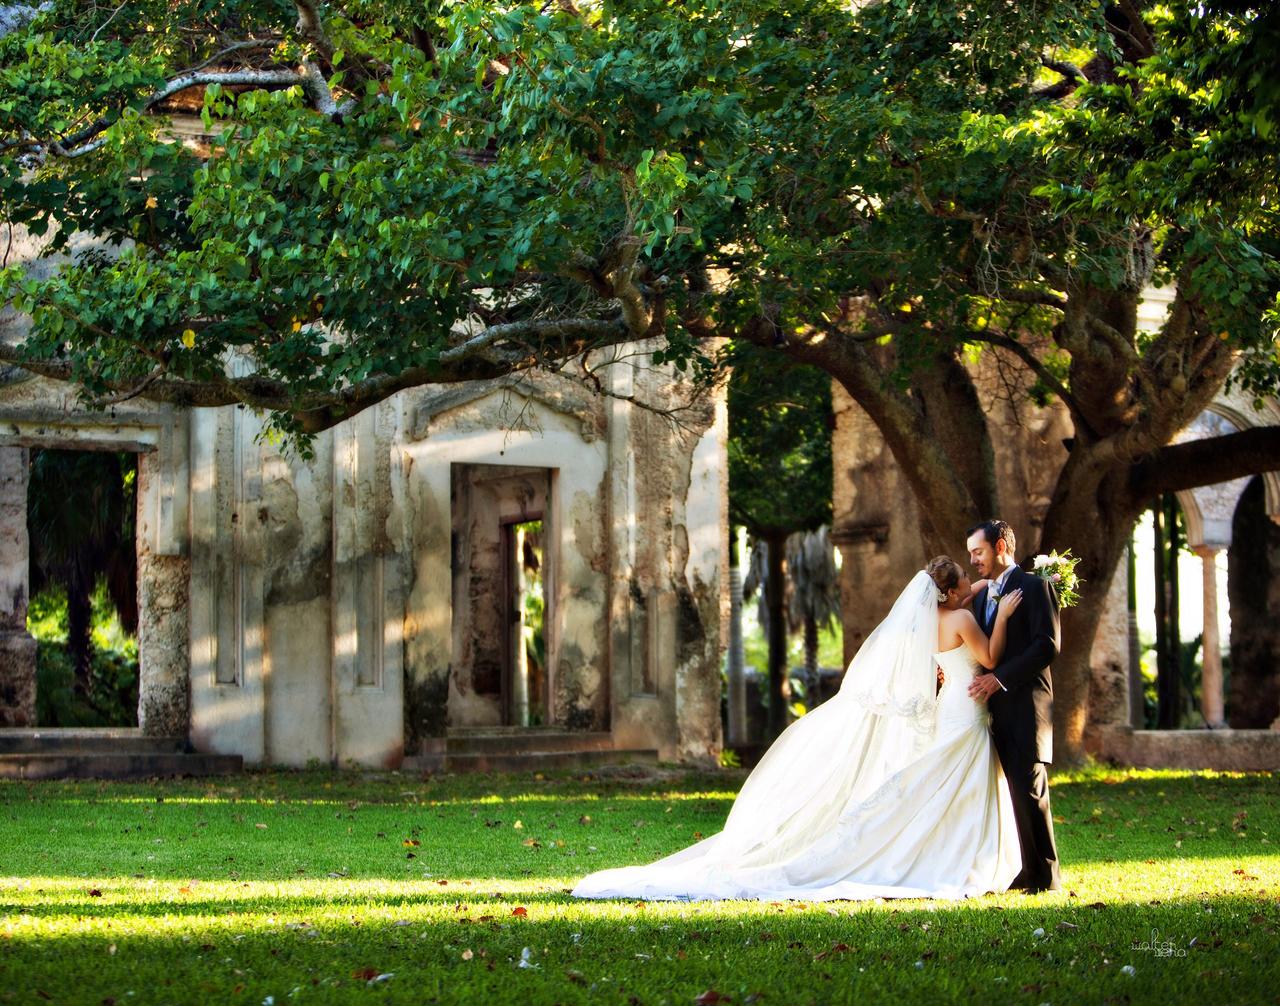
xmin=1030 ymin=550 xmax=1082 ymax=607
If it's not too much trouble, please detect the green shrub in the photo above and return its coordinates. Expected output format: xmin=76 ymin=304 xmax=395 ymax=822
xmin=35 ymin=641 xmax=139 ymax=727
xmin=30 ymin=582 xmax=139 ymax=727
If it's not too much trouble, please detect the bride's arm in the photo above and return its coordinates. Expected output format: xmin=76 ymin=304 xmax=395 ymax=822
xmin=988 ymin=589 xmax=1024 ymax=664
xmin=957 ymin=610 xmax=997 ymax=670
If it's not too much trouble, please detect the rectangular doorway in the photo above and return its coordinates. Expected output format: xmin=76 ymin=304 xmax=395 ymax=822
xmin=450 ymin=464 xmax=554 ymax=728
xmin=27 ymin=448 xmax=140 ymax=727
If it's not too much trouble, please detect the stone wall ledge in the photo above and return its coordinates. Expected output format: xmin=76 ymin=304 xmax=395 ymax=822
xmin=1094 ymin=725 xmax=1280 ymax=772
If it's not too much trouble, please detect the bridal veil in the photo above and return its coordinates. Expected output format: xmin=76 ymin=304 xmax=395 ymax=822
xmin=572 ymin=570 xmax=942 ymax=896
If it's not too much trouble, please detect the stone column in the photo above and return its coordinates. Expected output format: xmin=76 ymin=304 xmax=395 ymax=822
xmin=1194 ymin=545 xmax=1227 ymax=728
xmin=0 ymin=446 xmax=37 ymax=726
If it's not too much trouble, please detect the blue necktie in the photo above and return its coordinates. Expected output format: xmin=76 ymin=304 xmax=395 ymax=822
xmin=985 ymin=579 xmax=1001 ymax=627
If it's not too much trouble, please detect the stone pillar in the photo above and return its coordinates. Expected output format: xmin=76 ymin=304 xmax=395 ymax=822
xmin=135 ymin=451 xmax=192 ymax=737
xmin=1194 ymin=545 xmax=1227 ymax=728
xmin=0 ymin=446 xmax=37 ymax=726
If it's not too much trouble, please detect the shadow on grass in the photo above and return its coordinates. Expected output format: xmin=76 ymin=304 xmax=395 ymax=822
xmin=2 ymin=894 xmax=1275 ymax=1006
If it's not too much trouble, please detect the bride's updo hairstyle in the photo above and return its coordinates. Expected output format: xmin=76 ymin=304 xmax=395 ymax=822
xmin=926 ymin=555 xmax=964 ymax=603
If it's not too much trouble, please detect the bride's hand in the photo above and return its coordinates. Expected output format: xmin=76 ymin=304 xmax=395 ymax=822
xmin=997 ymin=588 xmax=1023 ymax=619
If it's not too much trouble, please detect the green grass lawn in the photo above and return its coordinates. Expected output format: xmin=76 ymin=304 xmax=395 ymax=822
xmin=1 ymin=764 xmax=1277 ymax=1005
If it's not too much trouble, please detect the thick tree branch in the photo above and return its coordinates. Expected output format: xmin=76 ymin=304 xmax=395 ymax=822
xmin=998 ymin=287 xmax=1068 ymax=310
xmin=964 ymin=328 xmax=1093 ymax=436
xmin=1129 ymin=427 xmax=1280 ymax=502
xmin=1033 ymin=57 xmax=1086 ymax=100
xmin=18 ymin=68 xmax=321 ymax=160
xmin=738 ymin=318 xmax=980 ymax=546
xmin=0 ymin=315 xmax=639 ymax=433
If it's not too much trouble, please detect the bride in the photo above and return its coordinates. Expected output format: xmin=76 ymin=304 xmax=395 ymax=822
xmin=572 ymin=557 xmax=1024 ymax=901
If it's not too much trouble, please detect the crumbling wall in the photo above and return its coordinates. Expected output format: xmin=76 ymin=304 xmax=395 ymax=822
xmin=401 ymin=385 xmax=611 ymax=742
xmin=0 ymin=445 xmax=35 ymax=726
xmin=260 ymin=442 xmax=334 ymax=764
xmin=135 ymin=452 xmax=189 ymax=736
xmin=605 ymin=345 xmax=727 ymax=763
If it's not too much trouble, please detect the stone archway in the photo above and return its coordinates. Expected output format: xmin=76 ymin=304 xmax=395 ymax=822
xmin=1090 ymin=387 xmax=1280 ymax=769
xmin=1170 ymin=397 xmax=1280 ymax=729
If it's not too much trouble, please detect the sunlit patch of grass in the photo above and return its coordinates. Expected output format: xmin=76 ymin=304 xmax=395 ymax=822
xmin=1 ymin=766 xmax=1277 ymax=1004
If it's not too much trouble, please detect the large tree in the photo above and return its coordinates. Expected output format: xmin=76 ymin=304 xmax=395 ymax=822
xmin=2 ymin=1 xmax=1279 ymax=762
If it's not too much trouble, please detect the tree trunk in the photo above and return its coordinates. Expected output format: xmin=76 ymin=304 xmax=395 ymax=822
xmin=1156 ymin=494 xmax=1183 ymax=728
xmin=726 ymin=527 xmax=748 ymax=745
xmin=758 ymin=295 xmax=1275 ymax=765
xmin=764 ymin=531 xmax=790 ymax=741
xmin=67 ymin=574 xmax=94 ymax=697
xmin=803 ymin=614 xmax=819 ymax=681
xmin=1036 ymin=460 xmax=1142 ymax=765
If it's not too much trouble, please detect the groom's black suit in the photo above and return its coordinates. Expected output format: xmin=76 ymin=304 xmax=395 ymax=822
xmin=975 ymin=565 xmax=1062 ymax=892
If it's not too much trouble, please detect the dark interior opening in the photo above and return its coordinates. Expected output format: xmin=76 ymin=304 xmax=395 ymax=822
xmin=27 ymin=448 xmax=139 ymax=727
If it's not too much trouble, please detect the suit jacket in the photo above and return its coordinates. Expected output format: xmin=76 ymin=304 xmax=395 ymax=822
xmin=974 ymin=565 xmax=1060 ymax=765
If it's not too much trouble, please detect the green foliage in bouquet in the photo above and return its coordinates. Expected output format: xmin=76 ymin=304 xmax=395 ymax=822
xmin=1031 ymin=549 xmax=1083 ymax=609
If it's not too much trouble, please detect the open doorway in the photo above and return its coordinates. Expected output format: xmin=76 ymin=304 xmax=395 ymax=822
xmin=450 ymin=464 xmax=554 ymax=728
xmin=502 ymin=518 xmax=547 ymax=726
xmin=27 ymin=448 xmax=139 ymax=726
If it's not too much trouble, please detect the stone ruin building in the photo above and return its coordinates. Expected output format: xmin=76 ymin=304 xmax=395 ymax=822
xmin=0 ymin=220 xmax=728 ymax=774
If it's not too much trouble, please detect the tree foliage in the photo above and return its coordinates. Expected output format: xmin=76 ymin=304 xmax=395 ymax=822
xmin=3 ymin=1 xmax=1280 ymax=760
xmin=727 ymin=346 xmax=831 ymax=539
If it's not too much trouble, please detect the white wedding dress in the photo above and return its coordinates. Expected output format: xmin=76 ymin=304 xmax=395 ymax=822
xmin=572 ymin=573 xmax=1022 ymax=902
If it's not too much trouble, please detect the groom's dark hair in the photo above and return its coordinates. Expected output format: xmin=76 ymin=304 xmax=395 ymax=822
xmin=967 ymin=519 xmax=1016 ymax=556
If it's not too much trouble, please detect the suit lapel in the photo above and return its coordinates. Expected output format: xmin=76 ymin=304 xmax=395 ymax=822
xmin=982 ymin=566 xmax=1020 ymax=634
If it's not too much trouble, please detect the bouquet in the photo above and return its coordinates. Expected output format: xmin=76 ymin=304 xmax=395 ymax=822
xmin=1031 ymin=550 xmax=1082 ymax=608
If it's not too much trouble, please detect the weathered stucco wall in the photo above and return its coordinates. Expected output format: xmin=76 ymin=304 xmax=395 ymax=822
xmin=400 ymin=384 xmax=612 ymax=746
xmin=3 ymin=275 xmax=726 ymax=765
xmin=1 ymin=200 xmax=727 ymax=765
xmin=135 ymin=452 xmax=190 ymax=738
xmin=603 ymin=344 xmax=727 ymax=764
xmin=0 ymin=445 xmax=35 ymax=726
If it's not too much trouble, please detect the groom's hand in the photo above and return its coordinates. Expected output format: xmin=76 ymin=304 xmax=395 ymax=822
xmin=968 ymin=673 xmax=1002 ymax=701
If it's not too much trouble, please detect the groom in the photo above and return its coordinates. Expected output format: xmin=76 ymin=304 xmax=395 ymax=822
xmin=965 ymin=519 xmax=1063 ymax=893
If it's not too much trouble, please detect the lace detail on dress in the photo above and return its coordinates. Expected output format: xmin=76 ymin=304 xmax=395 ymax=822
xmin=844 ymin=687 xmax=937 ymax=735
